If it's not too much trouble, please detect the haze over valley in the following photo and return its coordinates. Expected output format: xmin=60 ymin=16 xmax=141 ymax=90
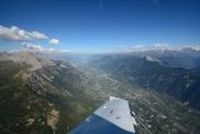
xmin=0 ymin=0 xmax=200 ymax=133
xmin=1 ymin=47 xmax=200 ymax=133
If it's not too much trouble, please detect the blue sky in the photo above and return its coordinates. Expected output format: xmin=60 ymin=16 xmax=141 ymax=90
xmin=0 ymin=0 xmax=200 ymax=53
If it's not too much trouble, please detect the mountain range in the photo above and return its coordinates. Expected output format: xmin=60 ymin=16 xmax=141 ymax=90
xmin=0 ymin=47 xmax=200 ymax=133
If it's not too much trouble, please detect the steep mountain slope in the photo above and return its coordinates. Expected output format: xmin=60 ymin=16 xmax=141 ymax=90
xmin=0 ymin=52 xmax=99 ymax=134
xmin=88 ymin=54 xmax=200 ymax=110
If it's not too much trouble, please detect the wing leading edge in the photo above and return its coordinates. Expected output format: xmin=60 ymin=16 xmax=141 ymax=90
xmin=70 ymin=96 xmax=137 ymax=134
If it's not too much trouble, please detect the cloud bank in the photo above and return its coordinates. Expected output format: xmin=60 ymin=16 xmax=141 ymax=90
xmin=22 ymin=42 xmax=55 ymax=52
xmin=0 ymin=25 xmax=48 ymax=41
xmin=0 ymin=25 xmax=63 ymax=52
xmin=116 ymin=43 xmax=200 ymax=53
xmin=22 ymin=42 xmax=68 ymax=53
xmin=0 ymin=25 xmax=60 ymax=45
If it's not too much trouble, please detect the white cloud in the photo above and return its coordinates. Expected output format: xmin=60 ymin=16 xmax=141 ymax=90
xmin=22 ymin=42 xmax=68 ymax=53
xmin=30 ymin=31 xmax=48 ymax=40
xmin=180 ymin=45 xmax=200 ymax=51
xmin=0 ymin=25 xmax=48 ymax=41
xmin=116 ymin=43 xmax=200 ymax=53
xmin=129 ymin=43 xmax=172 ymax=52
xmin=22 ymin=42 xmax=55 ymax=53
xmin=49 ymin=38 xmax=60 ymax=45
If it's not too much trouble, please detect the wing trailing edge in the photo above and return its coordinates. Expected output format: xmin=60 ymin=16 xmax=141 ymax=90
xmin=70 ymin=96 xmax=137 ymax=134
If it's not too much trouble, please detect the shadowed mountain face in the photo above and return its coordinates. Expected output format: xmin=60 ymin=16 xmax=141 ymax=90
xmin=87 ymin=52 xmax=200 ymax=110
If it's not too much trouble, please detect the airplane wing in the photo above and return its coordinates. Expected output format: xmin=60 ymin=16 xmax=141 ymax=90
xmin=70 ymin=96 xmax=137 ymax=134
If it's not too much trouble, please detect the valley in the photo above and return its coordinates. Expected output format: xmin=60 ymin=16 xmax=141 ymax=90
xmin=0 ymin=51 xmax=200 ymax=134
xmin=74 ymin=64 xmax=200 ymax=134
xmin=0 ymin=0 xmax=200 ymax=133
